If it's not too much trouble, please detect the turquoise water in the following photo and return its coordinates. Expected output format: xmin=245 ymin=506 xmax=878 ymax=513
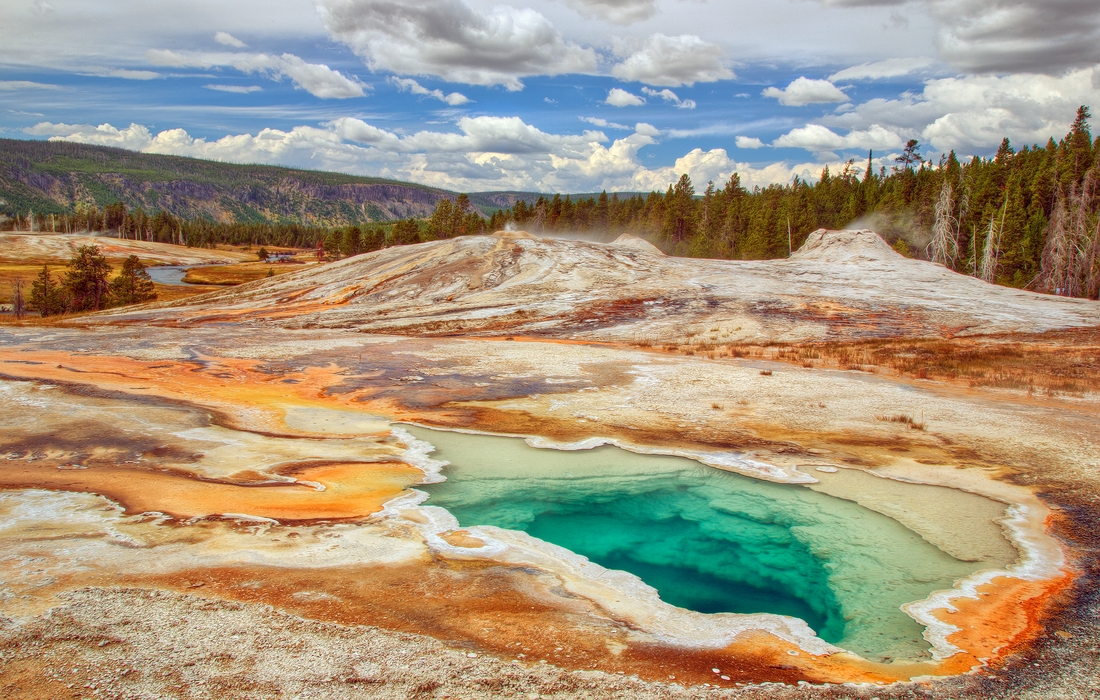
xmin=410 ymin=427 xmax=986 ymax=661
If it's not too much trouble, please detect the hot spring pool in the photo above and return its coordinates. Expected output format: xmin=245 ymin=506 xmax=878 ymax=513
xmin=408 ymin=426 xmax=1003 ymax=661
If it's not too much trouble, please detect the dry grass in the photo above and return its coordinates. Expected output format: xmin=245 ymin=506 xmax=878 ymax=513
xmin=767 ymin=330 xmax=1100 ymax=397
xmin=636 ymin=327 xmax=1100 ymax=398
xmin=182 ymin=262 xmax=302 ymax=285
xmin=875 ymin=413 xmax=926 ymax=430
xmin=0 ymin=264 xmax=54 ymax=304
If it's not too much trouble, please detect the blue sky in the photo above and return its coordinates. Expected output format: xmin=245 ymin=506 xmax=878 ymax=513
xmin=2 ymin=0 xmax=1099 ymax=193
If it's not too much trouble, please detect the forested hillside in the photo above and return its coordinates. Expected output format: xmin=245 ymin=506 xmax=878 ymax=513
xmin=0 ymin=138 xmax=522 ymax=225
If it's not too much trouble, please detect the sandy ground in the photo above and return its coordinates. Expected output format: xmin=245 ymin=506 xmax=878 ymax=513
xmin=1 ymin=230 xmax=1098 ymax=697
xmin=0 ymin=233 xmax=254 ymax=266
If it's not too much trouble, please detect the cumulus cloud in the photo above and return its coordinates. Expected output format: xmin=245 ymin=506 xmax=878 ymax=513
xmin=564 ymin=0 xmax=657 ymax=24
xmin=772 ymin=124 xmax=904 ymax=158
xmin=828 ymin=56 xmax=934 ymax=81
xmin=330 ymin=115 xmax=605 ymax=155
xmin=735 ymin=136 xmax=765 ymax=149
xmin=762 ymin=77 xmax=848 ymax=106
xmin=605 ymin=87 xmax=645 ymax=106
xmin=820 ymin=0 xmax=1100 ymax=74
xmin=204 ymin=84 xmax=262 ymax=93
xmin=641 ymin=87 xmax=696 ymax=109
xmin=25 ymin=122 xmax=159 ymax=151
xmin=147 ymin=49 xmax=366 ymax=98
xmin=611 ymin=34 xmax=733 ymax=87
xmin=214 ymin=31 xmax=247 ymax=48
xmin=316 ymin=0 xmax=596 ymax=90
xmin=391 ymin=76 xmax=469 ymax=105
xmin=821 ymin=67 xmax=1100 ymax=153
xmin=0 ymin=80 xmax=60 ymax=90
xmin=25 ymin=117 xmax=846 ymax=193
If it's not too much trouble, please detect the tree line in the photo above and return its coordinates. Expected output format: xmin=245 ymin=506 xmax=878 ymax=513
xmin=1 ymin=205 xmax=332 ymax=250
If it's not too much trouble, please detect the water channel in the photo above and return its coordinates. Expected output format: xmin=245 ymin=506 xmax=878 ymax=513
xmin=146 ymin=265 xmax=209 ymax=286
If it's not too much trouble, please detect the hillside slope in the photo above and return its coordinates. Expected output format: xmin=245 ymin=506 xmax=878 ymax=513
xmin=95 ymin=229 xmax=1100 ymax=343
xmin=0 ymin=139 xmax=545 ymax=225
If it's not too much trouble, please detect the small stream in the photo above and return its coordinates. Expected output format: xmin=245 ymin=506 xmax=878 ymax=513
xmin=146 ymin=265 xmax=215 ymax=286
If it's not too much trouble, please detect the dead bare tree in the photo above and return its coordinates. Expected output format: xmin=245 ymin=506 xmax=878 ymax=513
xmin=1084 ymin=216 xmax=1100 ymax=299
xmin=532 ymin=201 xmax=546 ymax=231
xmin=1039 ymin=187 xmax=1072 ymax=295
xmin=979 ymin=200 xmax=1008 ymax=284
xmin=1068 ymin=171 xmax=1096 ymax=298
xmin=11 ymin=280 xmax=26 ymax=320
xmin=927 ymin=179 xmax=959 ymax=266
xmin=1040 ymin=173 xmax=1097 ymax=296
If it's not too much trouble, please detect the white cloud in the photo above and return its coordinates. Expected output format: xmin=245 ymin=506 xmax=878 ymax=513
xmin=25 ymin=117 xmax=849 ymax=193
xmin=203 ymin=84 xmax=262 ymax=93
xmin=214 ymin=31 xmax=247 ymax=48
xmin=641 ymin=87 xmax=696 ymax=109
xmin=391 ymin=76 xmax=469 ymax=106
xmin=772 ymin=123 xmax=904 ymax=157
xmin=735 ymin=136 xmax=765 ymax=149
xmin=611 ymin=34 xmax=733 ymax=87
xmin=762 ymin=77 xmax=848 ymax=106
xmin=581 ymin=116 xmax=632 ymax=130
xmin=147 ymin=49 xmax=366 ymax=98
xmin=25 ymin=122 xmax=158 ymax=151
xmin=564 ymin=0 xmax=657 ymax=24
xmin=605 ymin=87 xmax=645 ymax=107
xmin=821 ymin=67 xmax=1100 ymax=154
xmin=828 ymin=57 xmax=934 ymax=81
xmin=0 ymin=80 xmax=60 ymax=90
xmin=80 ymin=67 xmax=161 ymax=80
xmin=329 ymin=115 xmax=605 ymax=156
xmin=316 ymin=0 xmax=596 ymax=90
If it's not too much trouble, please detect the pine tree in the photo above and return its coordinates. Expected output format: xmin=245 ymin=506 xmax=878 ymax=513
xmin=1068 ymin=105 xmax=1093 ymax=184
xmin=662 ymin=174 xmax=696 ymax=245
xmin=108 ymin=255 xmax=157 ymax=306
xmin=596 ymin=191 xmax=610 ymax=231
xmin=64 ymin=245 xmax=112 ymax=312
xmin=29 ymin=265 xmax=65 ymax=317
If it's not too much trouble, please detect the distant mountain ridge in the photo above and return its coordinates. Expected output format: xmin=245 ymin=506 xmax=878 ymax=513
xmin=0 ymin=138 xmax=563 ymax=225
